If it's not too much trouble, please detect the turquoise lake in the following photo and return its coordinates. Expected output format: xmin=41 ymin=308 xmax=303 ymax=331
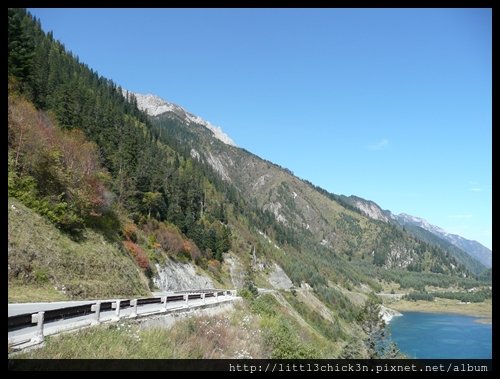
xmin=388 ymin=311 xmax=492 ymax=358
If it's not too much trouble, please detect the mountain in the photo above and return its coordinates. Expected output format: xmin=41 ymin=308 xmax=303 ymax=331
xmin=334 ymin=196 xmax=489 ymax=274
xmin=133 ymin=90 xmax=478 ymax=282
xmin=336 ymin=195 xmax=391 ymax=223
xmin=395 ymin=213 xmax=492 ymax=268
xmin=8 ymin=8 xmax=491 ymax=358
xmin=131 ymin=92 xmax=236 ymax=146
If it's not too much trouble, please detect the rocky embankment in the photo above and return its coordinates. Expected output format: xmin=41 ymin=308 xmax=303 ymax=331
xmin=379 ymin=305 xmax=402 ymax=323
xmin=153 ymin=260 xmax=214 ymax=291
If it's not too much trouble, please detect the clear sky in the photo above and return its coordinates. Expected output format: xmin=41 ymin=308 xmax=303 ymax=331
xmin=28 ymin=8 xmax=492 ymax=249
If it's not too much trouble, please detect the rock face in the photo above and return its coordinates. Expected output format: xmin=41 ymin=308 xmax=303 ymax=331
xmin=379 ymin=305 xmax=402 ymax=324
xmin=130 ymin=92 xmax=236 ymax=146
xmin=268 ymin=263 xmax=294 ymax=289
xmin=224 ymin=253 xmax=245 ymax=289
xmin=352 ymin=198 xmax=389 ymax=222
xmin=153 ymin=260 xmax=214 ymax=292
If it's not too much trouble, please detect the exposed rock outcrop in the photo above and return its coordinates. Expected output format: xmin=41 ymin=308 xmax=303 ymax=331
xmin=268 ymin=263 xmax=293 ymax=289
xmin=379 ymin=305 xmax=402 ymax=324
xmin=153 ymin=260 xmax=214 ymax=292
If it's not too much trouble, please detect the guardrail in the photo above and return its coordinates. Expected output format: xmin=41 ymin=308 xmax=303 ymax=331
xmin=8 ymin=289 xmax=236 ymax=348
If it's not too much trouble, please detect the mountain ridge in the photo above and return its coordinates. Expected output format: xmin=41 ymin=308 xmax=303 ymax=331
xmin=394 ymin=213 xmax=492 ymax=268
xmin=130 ymin=92 xmax=237 ymax=147
xmin=8 ymin=8 xmax=491 ymax=359
xmin=134 ymin=90 xmax=490 ymax=272
xmin=143 ymin=92 xmax=474 ymax=280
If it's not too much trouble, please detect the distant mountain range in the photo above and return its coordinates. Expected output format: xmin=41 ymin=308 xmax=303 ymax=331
xmin=395 ymin=213 xmax=492 ymax=268
xmin=339 ymin=195 xmax=491 ymax=270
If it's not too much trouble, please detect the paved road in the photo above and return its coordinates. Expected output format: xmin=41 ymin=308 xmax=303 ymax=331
xmin=377 ymin=292 xmax=405 ymax=300
xmin=8 ymin=293 xmax=235 ymax=348
xmin=257 ymin=288 xmax=275 ymax=294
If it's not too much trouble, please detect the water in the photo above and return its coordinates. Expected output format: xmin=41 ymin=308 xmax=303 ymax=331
xmin=388 ymin=311 xmax=491 ymax=358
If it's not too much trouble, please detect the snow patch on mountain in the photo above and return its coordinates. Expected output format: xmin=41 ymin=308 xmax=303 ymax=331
xmin=129 ymin=92 xmax=236 ymax=147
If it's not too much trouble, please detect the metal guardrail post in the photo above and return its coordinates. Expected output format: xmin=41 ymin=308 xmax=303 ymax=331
xmin=184 ymin=294 xmax=189 ymax=308
xmin=31 ymin=311 xmax=45 ymax=343
xmin=215 ymin=291 xmax=218 ymax=302
xmin=130 ymin=299 xmax=138 ymax=318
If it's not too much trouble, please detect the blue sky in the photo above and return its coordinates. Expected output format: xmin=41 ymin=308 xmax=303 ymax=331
xmin=28 ymin=8 xmax=492 ymax=249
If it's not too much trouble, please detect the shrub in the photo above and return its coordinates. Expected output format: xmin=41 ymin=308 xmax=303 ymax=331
xmin=123 ymin=223 xmax=138 ymax=242
xmin=207 ymin=259 xmax=221 ymax=276
xmin=8 ymin=95 xmax=111 ymax=236
xmin=403 ymin=291 xmax=434 ymax=302
xmin=155 ymin=223 xmax=184 ymax=254
xmin=123 ymin=240 xmax=150 ymax=269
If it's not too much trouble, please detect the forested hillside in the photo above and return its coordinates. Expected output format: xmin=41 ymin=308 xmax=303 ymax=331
xmin=8 ymin=8 xmax=235 ymax=298
xmin=8 ymin=8 xmax=490 ymax=358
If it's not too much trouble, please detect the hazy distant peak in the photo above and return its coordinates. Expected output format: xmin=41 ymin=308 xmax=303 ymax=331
xmin=397 ymin=213 xmax=447 ymax=235
xmin=395 ymin=212 xmax=491 ymax=268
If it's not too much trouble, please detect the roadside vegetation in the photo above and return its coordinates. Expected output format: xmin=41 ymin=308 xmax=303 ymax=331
xmin=15 ymin=301 xmax=264 ymax=359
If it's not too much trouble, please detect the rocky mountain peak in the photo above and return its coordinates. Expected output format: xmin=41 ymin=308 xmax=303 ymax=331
xmin=128 ymin=91 xmax=237 ymax=147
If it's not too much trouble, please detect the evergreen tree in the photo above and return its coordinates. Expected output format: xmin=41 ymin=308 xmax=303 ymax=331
xmin=8 ymin=8 xmax=34 ymax=85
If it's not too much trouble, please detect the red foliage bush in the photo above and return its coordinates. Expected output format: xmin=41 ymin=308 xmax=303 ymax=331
xmin=123 ymin=240 xmax=149 ymax=269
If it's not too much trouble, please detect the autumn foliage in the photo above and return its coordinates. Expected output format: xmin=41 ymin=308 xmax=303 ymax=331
xmin=8 ymin=92 xmax=112 ymax=234
xmin=143 ymin=220 xmax=184 ymax=254
xmin=123 ymin=223 xmax=138 ymax=242
xmin=123 ymin=240 xmax=150 ymax=269
xmin=207 ymin=259 xmax=221 ymax=275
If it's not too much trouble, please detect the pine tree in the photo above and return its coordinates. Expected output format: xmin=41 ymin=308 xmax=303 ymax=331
xmin=8 ymin=8 xmax=35 ymax=84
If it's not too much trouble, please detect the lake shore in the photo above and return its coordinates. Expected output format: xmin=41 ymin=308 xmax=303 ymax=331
xmin=386 ymin=298 xmax=492 ymax=324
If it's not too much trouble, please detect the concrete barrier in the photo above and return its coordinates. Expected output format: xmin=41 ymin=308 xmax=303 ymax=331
xmin=30 ymin=311 xmax=44 ymax=343
xmin=130 ymin=299 xmax=138 ymax=318
xmin=113 ymin=300 xmax=121 ymax=321
xmin=91 ymin=302 xmax=101 ymax=324
xmin=161 ymin=296 xmax=167 ymax=311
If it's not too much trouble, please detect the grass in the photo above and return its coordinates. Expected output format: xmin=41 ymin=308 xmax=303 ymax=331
xmin=14 ymin=302 xmax=265 ymax=359
xmin=8 ymin=198 xmax=150 ymax=301
xmin=8 ymin=284 xmax=69 ymax=303
xmin=13 ymin=291 xmax=373 ymax=359
xmin=283 ymin=291 xmax=345 ymax=342
xmin=389 ymin=298 xmax=492 ymax=322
